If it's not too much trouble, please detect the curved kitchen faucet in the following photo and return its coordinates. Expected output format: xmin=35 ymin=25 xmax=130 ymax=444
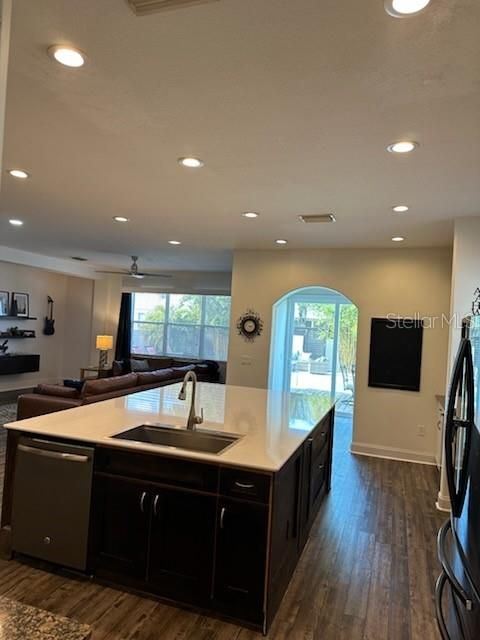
xmin=178 ymin=370 xmax=204 ymax=431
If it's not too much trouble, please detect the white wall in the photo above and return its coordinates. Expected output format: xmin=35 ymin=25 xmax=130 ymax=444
xmin=0 ymin=261 xmax=94 ymax=391
xmin=437 ymin=217 xmax=480 ymax=509
xmin=227 ymin=248 xmax=452 ymax=463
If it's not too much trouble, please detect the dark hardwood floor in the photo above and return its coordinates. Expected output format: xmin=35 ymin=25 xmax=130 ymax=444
xmin=0 ymin=415 xmax=444 ymax=639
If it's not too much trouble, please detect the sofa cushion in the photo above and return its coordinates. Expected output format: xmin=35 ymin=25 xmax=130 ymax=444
xmin=82 ymin=372 xmax=138 ymax=397
xmin=112 ymin=360 xmax=128 ymax=377
xmin=170 ymin=364 xmax=196 ymax=379
xmin=136 ymin=368 xmax=175 ymax=386
xmin=146 ymin=357 xmax=174 ymax=370
xmin=130 ymin=358 xmax=151 ymax=372
xmin=36 ymin=384 xmax=81 ymax=399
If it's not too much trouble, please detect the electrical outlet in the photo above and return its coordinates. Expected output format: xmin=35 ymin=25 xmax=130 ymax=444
xmin=417 ymin=424 xmax=426 ymax=437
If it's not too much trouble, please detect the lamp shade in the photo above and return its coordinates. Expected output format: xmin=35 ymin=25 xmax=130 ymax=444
xmin=96 ymin=335 xmax=113 ymax=351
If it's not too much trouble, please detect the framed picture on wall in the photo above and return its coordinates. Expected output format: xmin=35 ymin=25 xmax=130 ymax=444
xmin=11 ymin=292 xmax=29 ymax=318
xmin=0 ymin=291 xmax=9 ymax=316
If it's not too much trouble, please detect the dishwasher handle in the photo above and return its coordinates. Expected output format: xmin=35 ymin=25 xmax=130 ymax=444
xmin=18 ymin=443 xmax=90 ymax=463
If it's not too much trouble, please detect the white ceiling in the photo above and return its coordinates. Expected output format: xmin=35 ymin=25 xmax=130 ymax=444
xmin=0 ymin=0 xmax=479 ymax=272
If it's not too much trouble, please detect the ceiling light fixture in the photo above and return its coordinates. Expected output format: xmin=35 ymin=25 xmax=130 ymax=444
xmin=393 ymin=205 xmax=409 ymax=213
xmin=9 ymin=219 xmax=24 ymax=226
xmin=242 ymin=212 xmax=259 ymax=218
xmin=168 ymin=240 xmax=182 ymax=245
xmin=113 ymin=216 xmax=129 ymax=223
xmin=48 ymin=45 xmax=85 ymax=68
xmin=392 ymin=236 xmax=405 ymax=242
xmin=387 ymin=141 xmax=418 ymax=154
xmin=385 ymin=0 xmax=431 ymax=17
xmin=275 ymin=239 xmax=288 ymax=245
xmin=178 ymin=157 xmax=204 ymax=168
xmin=8 ymin=169 xmax=29 ymax=179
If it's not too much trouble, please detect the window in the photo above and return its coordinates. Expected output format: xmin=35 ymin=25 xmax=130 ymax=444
xmin=131 ymin=293 xmax=231 ymax=361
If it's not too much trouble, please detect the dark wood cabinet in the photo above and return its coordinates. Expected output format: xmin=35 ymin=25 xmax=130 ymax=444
xmin=0 ymin=354 xmax=40 ymax=376
xmin=91 ymin=475 xmax=150 ymax=582
xmin=214 ymin=498 xmax=269 ymax=625
xmin=87 ymin=405 xmax=335 ymax=634
xmin=148 ymin=488 xmax=216 ymax=605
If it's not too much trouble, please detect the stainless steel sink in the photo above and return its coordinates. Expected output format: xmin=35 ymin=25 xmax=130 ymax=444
xmin=111 ymin=424 xmax=240 ymax=455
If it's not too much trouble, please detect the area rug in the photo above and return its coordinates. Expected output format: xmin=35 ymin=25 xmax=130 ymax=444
xmin=0 ymin=403 xmax=17 ymax=427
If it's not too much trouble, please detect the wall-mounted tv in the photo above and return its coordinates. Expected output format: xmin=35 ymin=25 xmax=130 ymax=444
xmin=368 ymin=317 xmax=423 ymax=392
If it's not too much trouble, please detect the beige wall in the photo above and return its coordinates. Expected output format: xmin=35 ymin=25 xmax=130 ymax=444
xmin=0 ymin=261 xmax=94 ymax=391
xmin=227 ymin=248 xmax=452 ymax=463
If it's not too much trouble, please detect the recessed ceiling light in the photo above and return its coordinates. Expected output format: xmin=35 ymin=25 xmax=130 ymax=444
xmin=242 ymin=211 xmax=259 ymax=218
xmin=9 ymin=219 xmax=23 ymax=226
xmin=385 ymin=0 xmax=431 ymax=17
xmin=168 ymin=240 xmax=182 ymax=245
xmin=48 ymin=45 xmax=85 ymax=68
xmin=275 ymin=239 xmax=288 ymax=245
xmin=113 ymin=216 xmax=129 ymax=223
xmin=392 ymin=236 xmax=405 ymax=242
xmin=178 ymin=157 xmax=204 ymax=168
xmin=393 ymin=205 xmax=409 ymax=213
xmin=8 ymin=169 xmax=29 ymax=179
xmin=387 ymin=141 xmax=418 ymax=154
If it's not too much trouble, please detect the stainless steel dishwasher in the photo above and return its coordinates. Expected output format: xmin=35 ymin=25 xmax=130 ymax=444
xmin=11 ymin=436 xmax=94 ymax=571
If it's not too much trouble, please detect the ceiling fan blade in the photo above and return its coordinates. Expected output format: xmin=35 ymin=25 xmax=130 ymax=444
xmin=136 ymin=272 xmax=172 ymax=279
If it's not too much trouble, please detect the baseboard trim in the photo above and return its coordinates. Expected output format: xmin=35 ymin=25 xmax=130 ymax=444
xmin=351 ymin=441 xmax=437 ymax=466
xmin=436 ymin=491 xmax=451 ymax=512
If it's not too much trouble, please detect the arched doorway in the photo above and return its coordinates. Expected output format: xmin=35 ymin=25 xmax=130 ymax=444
xmin=269 ymin=286 xmax=358 ymax=434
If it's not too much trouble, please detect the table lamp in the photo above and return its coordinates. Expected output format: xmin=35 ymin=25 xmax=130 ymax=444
xmin=96 ymin=335 xmax=113 ymax=369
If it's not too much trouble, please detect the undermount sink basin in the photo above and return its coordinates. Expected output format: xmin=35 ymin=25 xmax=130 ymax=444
xmin=111 ymin=424 xmax=240 ymax=455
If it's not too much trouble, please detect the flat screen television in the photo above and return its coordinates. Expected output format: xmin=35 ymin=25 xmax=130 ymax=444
xmin=368 ymin=317 xmax=423 ymax=392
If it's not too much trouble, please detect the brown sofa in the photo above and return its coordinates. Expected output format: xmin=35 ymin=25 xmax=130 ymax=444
xmin=16 ymin=361 xmax=216 ymax=420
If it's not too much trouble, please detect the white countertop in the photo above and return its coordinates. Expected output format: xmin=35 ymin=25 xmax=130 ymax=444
xmin=4 ymin=383 xmax=335 ymax=471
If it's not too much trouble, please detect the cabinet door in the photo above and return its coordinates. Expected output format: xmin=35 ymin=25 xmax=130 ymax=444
xmin=91 ymin=475 xmax=150 ymax=582
xmin=214 ymin=498 xmax=268 ymax=625
xmin=148 ymin=488 xmax=216 ymax=605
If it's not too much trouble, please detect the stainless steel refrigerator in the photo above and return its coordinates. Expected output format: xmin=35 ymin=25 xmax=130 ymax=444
xmin=436 ymin=316 xmax=480 ymax=638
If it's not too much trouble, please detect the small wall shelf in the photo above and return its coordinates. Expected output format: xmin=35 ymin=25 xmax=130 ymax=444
xmin=0 ymin=316 xmax=37 ymax=321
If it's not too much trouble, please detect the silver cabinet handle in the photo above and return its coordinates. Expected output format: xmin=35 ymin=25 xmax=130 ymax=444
xmin=234 ymin=482 xmax=255 ymax=490
xmin=18 ymin=444 xmax=89 ymax=463
xmin=153 ymin=494 xmax=160 ymax=517
xmin=139 ymin=491 xmax=147 ymax=514
xmin=220 ymin=506 xmax=226 ymax=529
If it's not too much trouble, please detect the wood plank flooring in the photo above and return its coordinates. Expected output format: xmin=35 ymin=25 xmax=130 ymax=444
xmin=0 ymin=415 xmax=444 ymax=639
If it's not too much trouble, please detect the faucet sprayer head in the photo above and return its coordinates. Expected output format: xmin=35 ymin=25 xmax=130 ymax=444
xmin=178 ymin=383 xmax=187 ymax=401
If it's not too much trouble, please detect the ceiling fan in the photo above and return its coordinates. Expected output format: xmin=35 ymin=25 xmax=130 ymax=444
xmin=96 ymin=256 xmax=172 ymax=279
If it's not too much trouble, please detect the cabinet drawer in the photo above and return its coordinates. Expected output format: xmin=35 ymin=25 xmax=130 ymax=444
xmin=95 ymin=447 xmax=218 ymax=493
xmin=309 ymin=445 xmax=328 ymax=507
xmin=310 ymin=416 xmax=331 ymax=460
xmin=219 ymin=468 xmax=271 ymax=504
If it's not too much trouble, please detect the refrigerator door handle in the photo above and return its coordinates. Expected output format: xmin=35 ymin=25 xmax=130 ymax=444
xmin=437 ymin=519 xmax=474 ymax=611
xmin=435 ymin=572 xmax=453 ymax=640
xmin=445 ymin=339 xmax=474 ymax=517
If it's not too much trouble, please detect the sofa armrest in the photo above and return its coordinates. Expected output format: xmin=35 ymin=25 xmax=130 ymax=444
xmin=17 ymin=394 xmax=82 ymax=420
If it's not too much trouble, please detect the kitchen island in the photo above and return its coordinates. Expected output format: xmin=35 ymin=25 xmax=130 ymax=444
xmin=1 ymin=382 xmax=335 ymax=634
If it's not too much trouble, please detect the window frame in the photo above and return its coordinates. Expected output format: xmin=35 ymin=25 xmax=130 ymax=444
xmin=131 ymin=293 xmax=230 ymax=361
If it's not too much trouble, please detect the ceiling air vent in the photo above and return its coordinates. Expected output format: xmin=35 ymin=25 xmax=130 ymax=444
xmin=298 ymin=214 xmax=336 ymax=224
xmin=128 ymin=0 xmax=220 ymax=15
